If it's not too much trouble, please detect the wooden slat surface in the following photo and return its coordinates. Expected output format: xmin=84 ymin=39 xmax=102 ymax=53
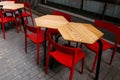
xmin=35 ymin=15 xmax=69 ymax=29
xmin=58 ymin=22 xmax=104 ymax=44
xmin=0 ymin=1 xmax=14 ymax=6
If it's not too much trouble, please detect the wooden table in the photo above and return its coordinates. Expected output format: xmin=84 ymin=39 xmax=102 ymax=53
xmin=35 ymin=15 xmax=69 ymax=28
xmin=2 ymin=3 xmax=25 ymax=31
xmin=3 ymin=3 xmax=24 ymax=10
xmin=58 ymin=22 xmax=103 ymax=44
xmin=35 ymin=15 xmax=69 ymax=65
xmin=58 ymin=22 xmax=104 ymax=80
xmin=0 ymin=1 xmax=15 ymax=6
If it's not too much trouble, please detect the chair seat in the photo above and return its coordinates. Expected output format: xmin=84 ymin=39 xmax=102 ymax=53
xmin=85 ymin=38 xmax=113 ymax=53
xmin=22 ymin=12 xmax=31 ymax=17
xmin=50 ymin=49 xmax=85 ymax=68
xmin=27 ymin=30 xmax=45 ymax=43
xmin=0 ymin=17 xmax=15 ymax=23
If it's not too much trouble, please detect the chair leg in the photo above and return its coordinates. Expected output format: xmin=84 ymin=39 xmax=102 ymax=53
xmin=91 ymin=54 xmax=98 ymax=73
xmin=109 ymin=50 xmax=116 ymax=65
xmin=25 ymin=36 xmax=27 ymax=53
xmin=81 ymin=58 xmax=85 ymax=74
xmin=36 ymin=44 xmax=40 ymax=65
xmin=2 ymin=23 xmax=5 ymax=39
xmin=46 ymin=54 xmax=50 ymax=74
xmin=70 ymin=67 xmax=75 ymax=80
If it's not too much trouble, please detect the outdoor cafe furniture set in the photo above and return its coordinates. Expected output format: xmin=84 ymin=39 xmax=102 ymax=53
xmin=1 ymin=1 xmax=120 ymax=80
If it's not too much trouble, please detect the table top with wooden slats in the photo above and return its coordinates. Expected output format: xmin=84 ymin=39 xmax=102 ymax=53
xmin=58 ymin=22 xmax=104 ymax=44
xmin=35 ymin=15 xmax=69 ymax=29
xmin=0 ymin=1 xmax=15 ymax=6
xmin=3 ymin=3 xmax=24 ymax=10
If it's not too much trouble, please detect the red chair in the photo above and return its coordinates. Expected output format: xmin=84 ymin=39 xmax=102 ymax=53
xmin=46 ymin=34 xmax=85 ymax=80
xmin=24 ymin=23 xmax=45 ymax=65
xmin=21 ymin=2 xmax=34 ymax=26
xmin=47 ymin=10 xmax=71 ymax=35
xmin=84 ymin=20 xmax=120 ymax=73
xmin=0 ymin=10 xmax=19 ymax=39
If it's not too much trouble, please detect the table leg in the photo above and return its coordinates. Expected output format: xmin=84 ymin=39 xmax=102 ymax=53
xmin=18 ymin=9 xmax=25 ymax=32
xmin=95 ymin=40 xmax=103 ymax=80
xmin=44 ymin=28 xmax=47 ymax=66
xmin=55 ymin=34 xmax=61 ymax=43
xmin=68 ymin=41 xmax=71 ymax=46
xmin=76 ymin=42 xmax=78 ymax=48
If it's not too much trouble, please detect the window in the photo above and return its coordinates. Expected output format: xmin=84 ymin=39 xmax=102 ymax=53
xmin=40 ymin=0 xmax=120 ymax=24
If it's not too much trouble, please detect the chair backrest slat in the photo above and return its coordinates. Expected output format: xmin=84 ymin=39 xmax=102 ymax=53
xmin=25 ymin=23 xmax=40 ymax=33
xmin=52 ymin=11 xmax=71 ymax=21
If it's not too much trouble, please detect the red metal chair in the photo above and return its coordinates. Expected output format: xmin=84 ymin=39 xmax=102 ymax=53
xmin=21 ymin=2 xmax=34 ymax=26
xmin=0 ymin=10 xmax=19 ymax=39
xmin=46 ymin=34 xmax=85 ymax=80
xmin=47 ymin=10 xmax=71 ymax=35
xmin=84 ymin=20 xmax=120 ymax=73
xmin=24 ymin=23 xmax=45 ymax=65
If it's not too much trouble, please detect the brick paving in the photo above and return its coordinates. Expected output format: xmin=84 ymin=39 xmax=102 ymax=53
xmin=0 ymin=14 xmax=120 ymax=80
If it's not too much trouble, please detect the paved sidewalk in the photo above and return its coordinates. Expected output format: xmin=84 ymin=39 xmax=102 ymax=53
xmin=0 ymin=14 xmax=120 ymax=80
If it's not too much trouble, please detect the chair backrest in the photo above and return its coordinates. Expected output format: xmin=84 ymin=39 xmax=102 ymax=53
xmin=52 ymin=10 xmax=71 ymax=21
xmin=25 ymin=23 xmax=41 ymax=34
xmin=94 ymin=20 xmax=120 ymax=47
xmin=22 ymin=2 xmax=32 ymax=14
xmin=48 ymin=33 xmax=79 ymax=57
